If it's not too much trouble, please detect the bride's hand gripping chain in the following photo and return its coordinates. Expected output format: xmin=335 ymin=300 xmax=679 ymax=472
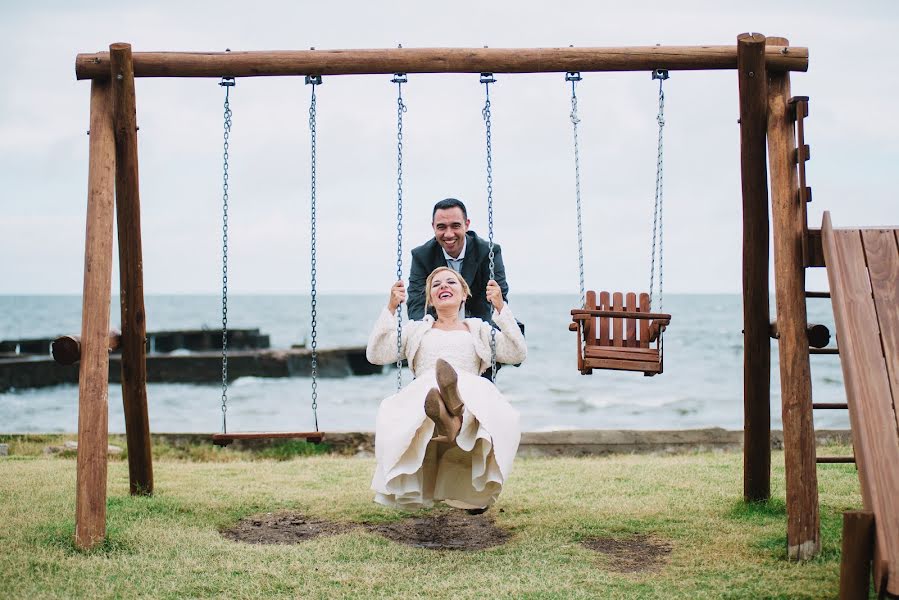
xmin=387 ymin=280 xmax=406 ymax=312
xmin=486 ymin=279 xmax=504 ymax=313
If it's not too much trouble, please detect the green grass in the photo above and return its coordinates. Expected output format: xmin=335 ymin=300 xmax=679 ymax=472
xmin=0 ymin=444 xmax=864 ymax=599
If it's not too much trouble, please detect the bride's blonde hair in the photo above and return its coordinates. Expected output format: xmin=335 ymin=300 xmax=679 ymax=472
xmin=424 ymin=266 xmax=471 ymax=312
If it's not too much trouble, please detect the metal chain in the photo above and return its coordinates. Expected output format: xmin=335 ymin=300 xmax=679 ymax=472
xmin=649 ymin=69 xmax=668 ymax=314
xmin=219 ymin=76 xmax=234 ymax=434
xmin=567 ymin=72 xmax=586 ymax=308
xmin=480 ymin=73 xmax=497 ymax=379
xmin=391 ymin=73 xmax=408 ymax=391
xmin=306 ymin=75 xmax=322 ymax=432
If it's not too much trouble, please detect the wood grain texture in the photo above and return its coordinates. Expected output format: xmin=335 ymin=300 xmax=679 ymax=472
xmin=75 ymin=45 xmax=810 ymax=80
xmin=839 ymin=511 xmax=874 ymax=600
xmin=110 ymin=43 xmax=153 ymax=497
xmin=766 ymin=36 xmax=820 ymax=560
xmin=822 ymin=214 xmax=899 ymax=596
xmin=738 ymin=32 xmax=772 ymax=502
xmin=75 ymin=79 xmax=115 ymax=550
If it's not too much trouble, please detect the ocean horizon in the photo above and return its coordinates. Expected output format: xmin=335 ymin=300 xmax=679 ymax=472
xmin=0 ymin=293 xmax=848 ymax=434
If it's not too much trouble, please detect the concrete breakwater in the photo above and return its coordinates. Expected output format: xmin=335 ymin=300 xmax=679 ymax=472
xmin=0 ymin=346 xmax=380 ymax=392
xmin=1 ymin=428 xmax=847 ymax=458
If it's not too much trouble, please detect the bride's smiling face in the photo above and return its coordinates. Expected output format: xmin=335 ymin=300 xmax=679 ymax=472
xmin=429 ymin=272 xmax=464 ymax=310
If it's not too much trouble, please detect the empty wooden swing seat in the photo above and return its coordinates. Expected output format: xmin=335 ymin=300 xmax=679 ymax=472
xmin=211 ymin=431 xmax=324 ymax=447
xmin=570 ymin=290 xmax=671 ymax=376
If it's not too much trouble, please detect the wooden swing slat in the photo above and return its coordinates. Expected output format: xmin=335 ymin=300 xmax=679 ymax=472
xmin=612 ymin=292 xmax=624 ymax=348
xmin=583 ymin=357 xmax=662 ymax=373
xmin=639 ymin=294 xmax=651 ymax=348
xmin=626 ymin=292 xmax=638 ymax=348
xmin=598 ymin=291 xmax=610 ymax=346
xmin=585 ymin=346 xmax=659 ymax=359
xmin=211 ymin=432 xmax=324 ymax=447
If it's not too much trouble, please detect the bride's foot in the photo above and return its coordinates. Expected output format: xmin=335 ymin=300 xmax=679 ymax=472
xmin=436 ymin=359 xmax=464 ymax=417
xmin=424 ymin=387 xmax=461 ymax=444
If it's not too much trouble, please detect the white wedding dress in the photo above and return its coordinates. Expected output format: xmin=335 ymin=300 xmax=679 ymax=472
xmin=366 ymin=305 xmax=527 ymax=510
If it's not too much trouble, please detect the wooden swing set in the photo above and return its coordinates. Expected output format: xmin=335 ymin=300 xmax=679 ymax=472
xmin=70 ymin=33 xmax=895 ymax=600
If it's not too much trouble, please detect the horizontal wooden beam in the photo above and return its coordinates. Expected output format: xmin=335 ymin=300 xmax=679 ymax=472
xmin=75 ymin=44 xmax=809 ymax=80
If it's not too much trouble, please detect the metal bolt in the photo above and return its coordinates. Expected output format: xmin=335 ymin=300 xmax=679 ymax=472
xmin=117 ymin=73 xmax=123 ymax=80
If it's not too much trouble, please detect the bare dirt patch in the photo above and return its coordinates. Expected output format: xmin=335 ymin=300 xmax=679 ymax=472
xmin=367 ymin=510 xmax=512 ymax=551
xmin=221 ymin=511 xmax=356 ymax=545
xmin=582 ymin=534 xmax=673 ymax=573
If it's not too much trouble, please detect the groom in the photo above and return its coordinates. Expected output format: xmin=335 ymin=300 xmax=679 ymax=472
xmin=407 ymin=198 xmax=510 ymax=325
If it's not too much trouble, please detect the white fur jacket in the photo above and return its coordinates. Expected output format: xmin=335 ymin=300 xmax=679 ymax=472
xmin=366 ymin=303 xmax=527 ymax=376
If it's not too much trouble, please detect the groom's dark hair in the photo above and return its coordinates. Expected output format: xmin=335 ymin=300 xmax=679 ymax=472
xmin=432 ymin=198 xmax=468 ymax=221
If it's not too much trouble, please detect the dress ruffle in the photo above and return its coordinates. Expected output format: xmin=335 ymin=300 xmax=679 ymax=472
xmin=371 ymin=367 xmax=520 ymax=509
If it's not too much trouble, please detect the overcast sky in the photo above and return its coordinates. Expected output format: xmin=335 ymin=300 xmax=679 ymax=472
xmin=1 ymin=1 xmax=896 ymax=295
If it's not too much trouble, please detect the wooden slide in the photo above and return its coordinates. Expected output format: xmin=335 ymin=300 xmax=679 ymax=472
xmin=821 ymin=211 xmax=899 ymax=597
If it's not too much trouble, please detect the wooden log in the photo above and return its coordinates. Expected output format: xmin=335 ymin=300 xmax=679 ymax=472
xmin=766 ymin=36 xmax=820 ymax=560
xmin=75 ymin=78 xmax=116 ymax=551
xmin=839 ymin=511 xmax=874 ymax=600
xmin=74 ymin=45 xmax=810 ymax=80
xmin=110 ymin=43 xmax=153 ymax=497
xmin=738 ymin=32 xmax=772 ymax=503
xmin=51 ymin=330 xmax=121 ymax=365
xmin=769 ymin=321 xmax=831 ymax=348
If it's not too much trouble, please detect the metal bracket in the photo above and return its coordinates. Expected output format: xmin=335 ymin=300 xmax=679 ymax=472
xmin=305 ymin=75 xmax=322 ymax=86
xmin=391 ymin=73 xmax=407 ymax=84
xmin=652 ymin=69 xmax=669 ymax=81
xmin=565 ymin=71 xmax=582 ymax=82
xmin=219 ymin=77 xmax=235 ymax=88
xmin=480 ymin=72 xmax=496 ymax=84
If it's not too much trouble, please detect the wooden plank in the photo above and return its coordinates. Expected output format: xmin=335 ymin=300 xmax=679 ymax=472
xmin=791 ymin=96 xmax=811 ymax=267
xmin=806 ymin=228 xmax=826 ymax=267
xmin=862 ymin=229 xmax=899 ymax=433
xmin=766 ymin=36 xmax=819 ymax=560
xmin=585 ymin=347 xmax=659 ymax=360
xmin=822 ymin=213 xmax=899 ymax=596
xmin=74 ymin=45 xmax=810 ymax=80
xmin=572 ymin=308 xmax=672 ymax=321
xmin=839 ymin=511 xmax=874 ymax=600
xmin=738 ymin=33 xmax=773 ymax=506
xmin=584 ymin=291 xmax=596 ymax=375
xmin=585 ymin=291 xmax=597 ymax=347
xmin=75 ymin=79 xmax=116 ymax=551
xmin=110 ymin=42 xmax=153 ymax=497
xmin=639 ymin=293 xmax=651 ymax=348
xmin=625 ymin=292 xmax=638 ymax=347
xmin=598 ymin=291 xmax=610 ymax=346
xmin=584 ymin=358 xmax=662 ymax=373
xmin=612 ymin=292 xmax=624 ymax=348
xmin=212 ymin=432 xmax=324 ymax=446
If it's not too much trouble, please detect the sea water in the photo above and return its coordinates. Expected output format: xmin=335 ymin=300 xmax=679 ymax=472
xmin=0 ymin=294 xmax=848 ymax=433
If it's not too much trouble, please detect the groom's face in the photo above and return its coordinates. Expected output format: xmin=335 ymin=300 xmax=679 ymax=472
xmin=432 ymin=207 xmax=470 ymax=259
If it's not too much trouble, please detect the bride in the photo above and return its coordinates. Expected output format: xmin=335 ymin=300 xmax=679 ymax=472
xmin=366 ymin=266 xmax=527 ymax=511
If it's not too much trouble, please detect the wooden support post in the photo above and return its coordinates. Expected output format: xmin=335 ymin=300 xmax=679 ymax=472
xmin=75 ymin=79 xmax=116 ymax=550
xmin=110 ymin=43 xmax=153 ymax=496
xmin=765 ymin=37 xmax=820 ymax=560
xmin=839 ymin=511 xmax=874 ymax=600
xmin=737 ymin=32 xmax=771 ymax=503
